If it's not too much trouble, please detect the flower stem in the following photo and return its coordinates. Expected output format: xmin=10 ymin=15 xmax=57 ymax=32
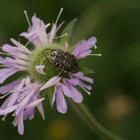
xmin=69 ymin=101 xmax=124 ymax=140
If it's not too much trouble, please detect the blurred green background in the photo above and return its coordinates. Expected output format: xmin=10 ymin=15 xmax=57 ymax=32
xmin=0 ymin=0 xmax=140 ymax=140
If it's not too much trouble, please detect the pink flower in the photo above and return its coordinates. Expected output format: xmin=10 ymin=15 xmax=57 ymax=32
xmin=0 ymin=8 xmax=98 ymax=135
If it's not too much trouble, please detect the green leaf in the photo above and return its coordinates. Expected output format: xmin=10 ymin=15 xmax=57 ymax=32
xmin=79 ymin=66 xmax=95 ymax=75
xmin=60 ymin=18 xmax=77 ymax=46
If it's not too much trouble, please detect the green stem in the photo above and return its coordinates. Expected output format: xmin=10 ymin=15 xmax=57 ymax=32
xmin=69 ymin=101 xmax=124 ymax=140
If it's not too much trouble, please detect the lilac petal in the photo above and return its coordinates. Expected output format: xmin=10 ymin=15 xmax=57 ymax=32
xmin=72 ymin=37 xmax=97 ymax=60
xmin=7 ymin=91 xmax=21 ymax=106
xmin=15 ymin=90 xmax=35 ymax=116
xmin=48 ymin=24 xmax=57 ymax=43
xmin=5 ymin=57 xmax=28 ymax=66
xmin=52 ymin=85 xmax=57 ymax=105
xmin=56 ymin=85 xmax=67 ymax=114
xmin=25 ymin=76 xmax=31 ymax=85
xmin=28 ymin=109 xmax=35 ymax=120
xmin=0 ymin=105 xmax=18 ymax=115
xmin=40 ymin=76 xmax=61 ymax=91
xmin=0 ymin=95 xmax=11 ymax=109
xmin=36 ymin=101 xmax=45 ymax=120
xmin=23 ymin=108 xmax=34 ymax=120
xmin=78 ymin=81 xmax=92 ymax=90
xmin=76 ymin=50 xmax=92 ymax=60
xmin=35 ymin=65 xmax=46 ymax=75
xmin=34 ymin=17 xmax=48 ymax=45
xmin=70 ymin=72 xmax=83 ymax=77
xmin=26 ymin=98 xmax=45 ymax=109
xmin=18 ymin=110 xmax=24 ymax=135
xmin=0 ymin=68 xmax=19 ymax=84
xmin=0 ymin=57 xmax=27 ymax=70
xmin=63 ymin=78 xmax=79 ymax=86
xmin=7 ymin=79 xmax=26 ymax=106
xmin=80 ymin=76 xmax=93 ymax=84
xmin=70 ymin=86 xmax=83 ymax=103
xmin=2 ymin=44 xmax=28 ymax=60
xmin=61 ymin=83 xmax=73 ymax=98
xmin=71 ymin=72 xmax=93 ymax=84
xmin=2 ymin=44 xmax=20 ymax=54
xmin=0 ymin=81 xmax=20 ymax=94
xmin=10 ymin=38 xmax=31 ymax=54
xmin=20 ymin=31 xmax=38 ymax=42
xmin=22 ymin=16 xmax=48 ymax=46
xmin=0 ymin=57 xmax=10 ymax=67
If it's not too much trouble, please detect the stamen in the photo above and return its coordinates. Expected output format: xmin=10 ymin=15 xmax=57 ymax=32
xmin=45 ymin=23 xmax=51 ymax=28
xmin=56 ymin=21 xmax=65 ymax=32
xmin=2 ymin=115 xmax=7 ymax=121
xmin=24 ymin=10 xmax=31 ymax=28
xmin=55 ymin=33 xmax=68 ymax=39
xmin=55 ymin=8 xmax=63 ymax=25
xmin=79 ymin=85 xmax=91 ymax=95
xmin=25 ymin=40 xmax=31 ymax=47
xmin=12 ymin=113 xmax=15 ymax=117
xmin=89 ymin=53 xmax=102 ymax=56
xmin=94 ymin=44 xmax=97 ymax=49
xmin=0 ymin=92 xmax=12 ymax=99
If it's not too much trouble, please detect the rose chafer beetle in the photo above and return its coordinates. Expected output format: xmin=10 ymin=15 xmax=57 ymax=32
xmin=42 ymin=48 xmax=78 ymax=73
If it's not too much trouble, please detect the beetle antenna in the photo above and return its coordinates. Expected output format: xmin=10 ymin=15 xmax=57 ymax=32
xmin=42 ymin=50 xmax=49 ymax=61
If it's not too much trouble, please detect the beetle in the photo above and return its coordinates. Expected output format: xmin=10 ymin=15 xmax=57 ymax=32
xmin=42 ymin=48 xmax=78 ymax=73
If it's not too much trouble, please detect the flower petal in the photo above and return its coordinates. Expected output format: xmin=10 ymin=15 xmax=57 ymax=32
xmin=35 ymin=65 xmax=46 ymax=75
xmin=10 ymin=38 xmax=31 ymax=54
xmin=0 ymin=81 xmax=20 ymax=94
xmin=70 ymin=86 xmax=83 ymax=103
xmin=18 ymin=110 xmax=24 ymax=135
xmin=0 ymin=68 xmax=19 ymax=84
xmin=0 ymin=105 xmax=18 ymax=115
xmin=26 ymin=98 xmax=45 ymax=109
xmin=2 ymin=44 xmax=29 ymax=60
xmin=61 ymin=83 xmax=73 ymax=98
xmin=48 ymin=24 xmax=57 ymax=43
xmin=72 ymin=37 xmax=97 ymax=60
xmin=40 ymin=76 xmax=61 ymax=91
xmin=36 ymin=100 xmax=45 ymax=120
xmin=70 ymin=72 xmax=93 ymax=84
xmin=55 ymin=85 xmax=67 ymax=114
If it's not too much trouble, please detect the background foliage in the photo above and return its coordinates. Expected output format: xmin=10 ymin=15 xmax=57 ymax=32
xmin=0 ymin=0 xmax=140 ymax=140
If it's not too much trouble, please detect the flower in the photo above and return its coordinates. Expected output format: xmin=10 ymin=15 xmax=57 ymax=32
xmin=0 ymin=76 xmax=44 ymax=135
xmin=0 ymin=8 xmax=99 ymax=134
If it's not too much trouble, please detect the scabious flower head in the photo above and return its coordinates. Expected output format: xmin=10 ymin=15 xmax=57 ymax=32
xmin=0 ymin=8 xmax=100 ymax=134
